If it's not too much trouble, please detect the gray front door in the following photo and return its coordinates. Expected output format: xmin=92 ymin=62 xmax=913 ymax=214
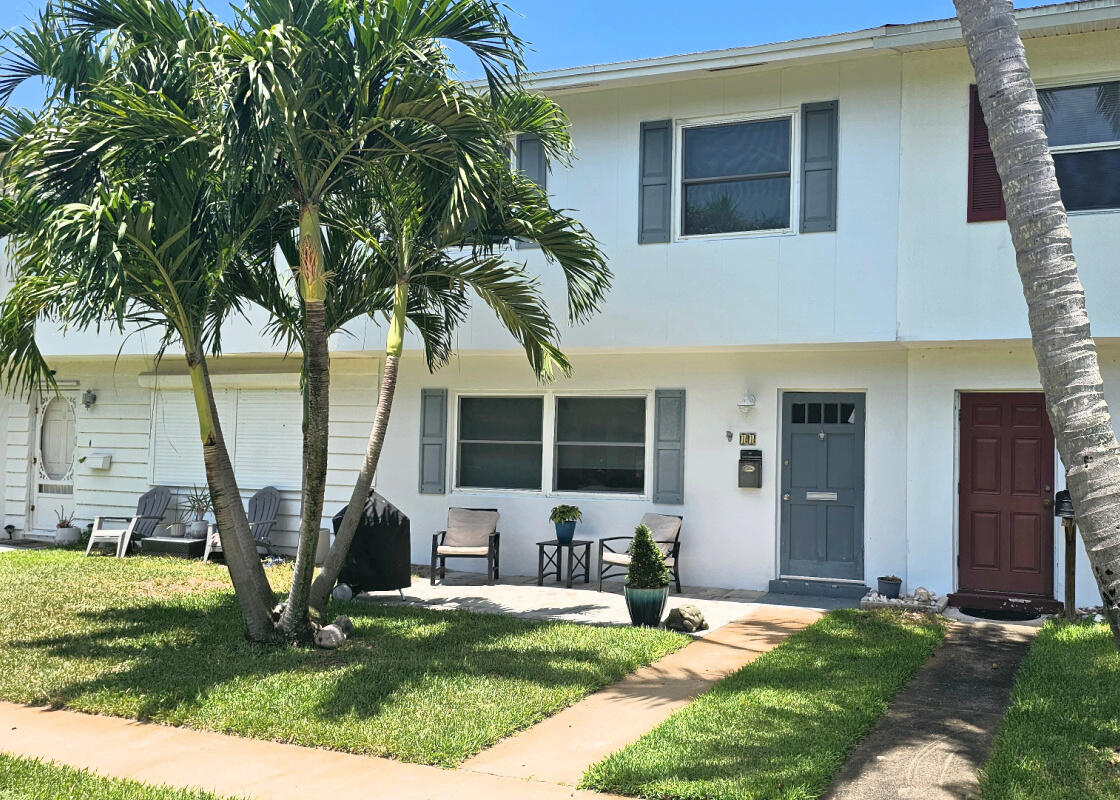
xmin=780 ymin=392 xmax=865 ymax=580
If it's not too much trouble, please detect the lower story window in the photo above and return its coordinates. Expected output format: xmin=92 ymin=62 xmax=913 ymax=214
xmin=457 ymin=396 xmax=543 ymax=490
xmin=555 ymin=397 xmax=646 ymax=493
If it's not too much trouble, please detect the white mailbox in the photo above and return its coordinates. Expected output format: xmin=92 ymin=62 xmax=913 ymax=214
xmin=84 ymin=453 xmax=113 ymax=470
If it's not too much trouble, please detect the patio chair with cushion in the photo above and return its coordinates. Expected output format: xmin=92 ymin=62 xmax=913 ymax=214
xmin=598 ymin=513 xmax=683 ymax=593
xmin=203 ymin=486 xmax=281 ymax=562
xmin=431 ymin=508 xmax=500 ymax=585
xmin=86 ymin=485 xmax=172 ymax=558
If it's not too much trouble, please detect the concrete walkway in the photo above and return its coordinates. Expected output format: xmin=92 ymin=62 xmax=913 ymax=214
xmin=821 ymin=620 xmax=1036 ymax=800
xmin=462 ymin=605 xmax=824 ymax=785
xmin=0 ymin=702 xmax=625 ymax=800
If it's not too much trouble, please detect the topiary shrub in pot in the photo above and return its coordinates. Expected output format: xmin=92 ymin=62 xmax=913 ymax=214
xmin=549 ymin=504 xmax=582 ymax=544
xmin=625 ymin=524 xmax=670 ymax=627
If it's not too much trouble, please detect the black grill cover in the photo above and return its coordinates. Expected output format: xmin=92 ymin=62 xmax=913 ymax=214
xmin=333 ymin=491 xmax=411 ymax=593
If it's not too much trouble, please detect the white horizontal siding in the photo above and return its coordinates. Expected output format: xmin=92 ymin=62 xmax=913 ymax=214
xmin=2 ymin=397 xmax=30 ymax=528
xmin=0 ymin=357 xmax=381 ymax=552
xmin=73 ymin=373 xmax=156 ymax=531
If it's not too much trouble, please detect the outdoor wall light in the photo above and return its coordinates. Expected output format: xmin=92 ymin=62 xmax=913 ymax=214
xmin=737 ymin=393 xmax=758 ymax=414
xmin=82 ymin=389 xmax=97 ymax=409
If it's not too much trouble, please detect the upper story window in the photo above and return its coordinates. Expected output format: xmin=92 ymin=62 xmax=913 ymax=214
xmin=1040 ymin=81 xmax=1120 ymax=212
xmin=456 ymin=396 xmax=543 ymax=490
xmin=681 ymin=117 xmax=793 ymax=236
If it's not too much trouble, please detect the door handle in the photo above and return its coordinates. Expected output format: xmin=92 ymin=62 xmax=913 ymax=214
xmin=782 ymin=493 xmax=790 ymax=501
xmin=1042 ymin=498 xmax=1053 ymax=508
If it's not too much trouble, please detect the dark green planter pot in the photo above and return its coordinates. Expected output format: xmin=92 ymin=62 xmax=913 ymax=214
xmin=625 ymin=586 xmax=669 ymax=627
xmin=554 ymin=521 xmax=576 ymax=544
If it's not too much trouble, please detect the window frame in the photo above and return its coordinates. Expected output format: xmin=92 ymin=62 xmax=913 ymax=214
xmin=453 ymin=394 xmax=546 ymax=492
xmin=552 ymin=395 xmax=650 ymax=496
xmin=1035 ymin=74 xmax=1120 ymax=216
xmin=449 ymin=390 xmax=654 ymax=499
xmin=674 ymin=108 xmax=801 ymax=241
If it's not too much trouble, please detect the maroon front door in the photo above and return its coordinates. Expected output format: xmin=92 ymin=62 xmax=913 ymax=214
xmin=958 ymin=393 xmax=1054 ymax=598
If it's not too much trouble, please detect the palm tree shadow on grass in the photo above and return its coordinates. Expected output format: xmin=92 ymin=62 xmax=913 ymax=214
xmin=9 ymin=593 xmax=663 ymax=749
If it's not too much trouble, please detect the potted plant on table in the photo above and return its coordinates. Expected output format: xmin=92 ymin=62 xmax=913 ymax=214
xmin=54 ymin=507 xmax=81 ymax=545
xmin=549 ymin=504 xmax=582 ymax=544
xmin=184 ymin=485 xmax=213 ymax=539
xmin=624 ymin=524 xmax=670 ymax=627
xmin=877 ymin=574 xmax=902 ymax=599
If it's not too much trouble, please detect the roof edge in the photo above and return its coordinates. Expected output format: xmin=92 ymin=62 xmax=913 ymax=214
xmin=501 ymin=1 xmax=1120 ymax=94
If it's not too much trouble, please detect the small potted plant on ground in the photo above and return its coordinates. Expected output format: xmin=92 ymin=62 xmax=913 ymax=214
xmin=184 ymin=485 xmax=213 ymax=538
xmin=54 ymin=507 xmax=81 ymax=545
xmin=625 ymin=524 xmax=670 ymax=627
xmin=549 ymin=504 xmax=582 ymax=544
xmin=877 ymin=574 xmax=902 ymax=599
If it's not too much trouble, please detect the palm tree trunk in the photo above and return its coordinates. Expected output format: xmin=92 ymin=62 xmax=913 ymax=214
xmin=187 ymin=352 xmax=277 ymax=642
xmin=280 ymin=203 xmax=331 ymax=640
xmin=955 ymin=0 xmax=1120 ymax=646
xmin=308 ymin=282 xmax=407 ymax=613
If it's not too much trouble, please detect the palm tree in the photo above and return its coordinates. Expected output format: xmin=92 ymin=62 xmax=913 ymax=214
xmin=222 ymin=0 xmax=535 ymax=638
xmin=231 ymin=88 xmax=611 ymax=616
xmin=954 ymin=0 xmax=1120 ymax=646
xmin=0 ymin=0 xmax=280 ymax=639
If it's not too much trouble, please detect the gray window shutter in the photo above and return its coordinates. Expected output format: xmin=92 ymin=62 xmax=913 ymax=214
xmin=639 ymin=120 xmax=673 ymax=243
xmin=419 ymin=389 xmax=447 ymax=494
xmin=800 ymin=101 xmax=839 ymax=233
xmin=653 ymin=389 xmax=685 ymax=504
xmin=516 ymin=134 xmax=546 ymax=250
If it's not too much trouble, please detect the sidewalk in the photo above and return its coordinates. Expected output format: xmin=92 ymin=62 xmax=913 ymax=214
xmin=821 ymin=620 xmax=1036 ymax=800
xmin=0 ymin=702 xmax=623 ymax=800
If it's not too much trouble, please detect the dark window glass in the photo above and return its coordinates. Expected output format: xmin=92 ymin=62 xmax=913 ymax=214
xmin=682 ymin=117 xmax=792 ymax=235
xmin=841 ymin=403 xmax=856 ymax=424
xmin=808 ymin=403 xmax=822 ymax=424
xmin=556 ymin=397 xmax=645 ymax=443
xmin=683 ymin=119 xmax=791 ymax=179
xmin=1039 ymin=82 xmax=1120 ymax=211
xmin=684 ymin=177 xmax=791 ymax=235
xmin=824 ymin=403 xmax=839 ymax=424
xmin=457 ymin=397 xmax=543 ymax=490
xmin=1040 ymin=82 xmax=1120 ymax=147
xmin=459 ymin=443 xmax=542 ymax=490
xmin=555 ymin=397 xmax=646 ymax=493
xmin=459 ymin=397 xmax=542 ymax=442
xmin=792 ymin=403 xmax=806 ymax=424
xmin=1052 ymin=149 xmax=1120 ymax=211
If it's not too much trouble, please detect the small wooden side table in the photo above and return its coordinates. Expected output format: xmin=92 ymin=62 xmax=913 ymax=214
xmin=537 ymin=539 xmax=592 ymax=588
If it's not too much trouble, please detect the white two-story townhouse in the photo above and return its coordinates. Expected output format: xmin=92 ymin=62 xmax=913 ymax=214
xmin=4 ymin=0 xmax=1120 ymax=612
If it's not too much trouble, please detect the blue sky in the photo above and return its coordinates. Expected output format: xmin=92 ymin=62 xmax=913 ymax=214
xmin=1 ymin=0 xmax=1060 ymax=107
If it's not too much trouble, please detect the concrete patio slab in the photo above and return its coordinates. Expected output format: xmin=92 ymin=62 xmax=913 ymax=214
xmin=461 ymin=604 xmax=825 ymax=786
xmin=821 ymin=620 xmax=1036 ymax=800
xmin=357 ymin=569 xmax=815 ymax=635
xmin=0 ymin=702 xmax=628 ymax=800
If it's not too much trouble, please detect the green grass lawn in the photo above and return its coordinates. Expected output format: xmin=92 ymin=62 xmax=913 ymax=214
xmin=0 ymin=550 xmax=685 ymax=766
xmin=979 ymin=619 xmax=1120 ymax=800
xmin=0 ymin=753 xmax=233 ymax=799
xmin=582 ymin=609 xmax=946 ymax=800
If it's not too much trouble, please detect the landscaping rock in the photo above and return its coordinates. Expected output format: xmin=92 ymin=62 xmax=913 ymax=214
xmin=665 ymin=604 xmax=708 ymax=632
xmin=314 ymin=615 xmax=355 ymax=649
xmin=332 ymin=583 xmax=354 ymax=602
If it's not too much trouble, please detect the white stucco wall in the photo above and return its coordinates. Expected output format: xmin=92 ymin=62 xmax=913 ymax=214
xmin=373 ymin=348 xmax=909 ymax=592
xmin=897 ymin=29 xmax=1120 ymax=343
xmin=904 ymin=342 xmax=1116 ymax=608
